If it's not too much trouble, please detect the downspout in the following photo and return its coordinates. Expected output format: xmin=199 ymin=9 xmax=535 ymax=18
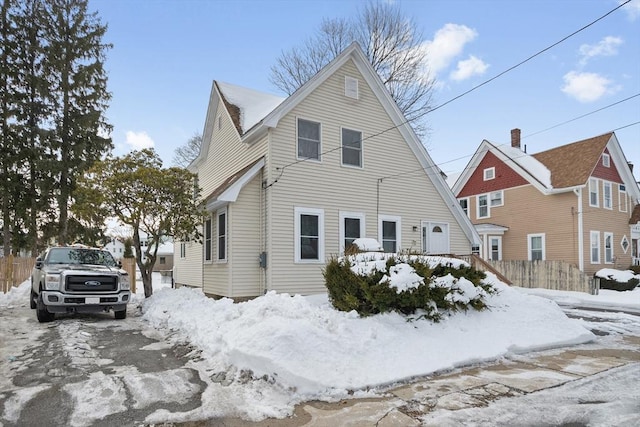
xmin=574 ymin=188 xmax=584 ymax=271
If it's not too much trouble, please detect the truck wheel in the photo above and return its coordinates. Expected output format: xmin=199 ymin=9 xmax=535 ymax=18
xmin=30 ymin=289 xmax=37 ymax=309
xmin=114 ymin=308 xmax=127 ymax=320
xmin=36 ymin=293 xmax=55 ymax=323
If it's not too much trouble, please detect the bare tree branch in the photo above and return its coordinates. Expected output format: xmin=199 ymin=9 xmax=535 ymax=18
xmin=269 ymin=0 xmax=434 ymax=138
xmin=172 ymin=132 xmax=202 ymax=168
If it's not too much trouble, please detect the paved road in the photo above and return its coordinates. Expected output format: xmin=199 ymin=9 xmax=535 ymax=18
xmin=0 ymin=303 xmax=205 ymax=427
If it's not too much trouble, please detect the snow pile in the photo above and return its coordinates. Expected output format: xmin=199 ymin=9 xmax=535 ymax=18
xmin=141 ymin=258 xmax=594 ymax=409
xmin=595 ymin=268 xmax=640 ymax=283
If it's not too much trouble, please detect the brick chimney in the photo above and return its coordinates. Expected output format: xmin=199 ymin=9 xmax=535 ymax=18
xmin=511 ymin=128 xmax=521 ymax=149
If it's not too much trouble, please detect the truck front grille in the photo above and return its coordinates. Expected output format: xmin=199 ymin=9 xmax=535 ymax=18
xmin=65 ymin=275 xmax=118 ymax=292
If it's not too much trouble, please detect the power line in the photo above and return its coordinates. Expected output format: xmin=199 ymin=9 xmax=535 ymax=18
xmin=523 ymin=93 xmax=640 ymax=139
xmin=267 ymin=0 xmax=632 ymax=187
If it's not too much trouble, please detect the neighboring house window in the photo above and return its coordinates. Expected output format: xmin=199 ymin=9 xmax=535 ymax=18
xmin=619 ymin=184 xmax=627 ymax=212
xmin=459 ymin=198 xmax=469 ymax=217
xmin=204 ymin=217 xmax=212 ymax=262
xmin=590 ymin=231 xmax=600 ymax=264
xmin=180 ymin=243 xmax=186 ymax=258
xmin=341 ymin=128 xmax=363 ymax=167
xmin=297 ymin=118 xmax=321 ymax=161
xmin=477 ymin=194 xmax=489 ymax=219
xmin=294 ymin=207 xmax=324 ymax=262
xmin=603 ymin=181 xmax=612 ymax=209
xmin=490 ymin=191 xmax=503 ymax=207
xmin=217 ymin=208 xmax=227 ymax=261
xmin=589 ymin=178 xmax=599 ymax=207
xmin=621 ymin=235 xmax=629 ymax=254
xmin=339 ymin=212 xmax=365 ymax=252
xmin=528 ymin=233 xmax=545 ymax=261
xmin=471 ymin=244 xmax=480 ymax=256
xmin=379 ymin=215 xmax=401 ymax=253
xmin=604 ymin=232 xmax=614 ymax=263
xmin=602 ymin=153 xmax=610 ymax=167
xmin=483 ymin=167 xmax=495 ymax=181
xmin=490 ymin=236 xmax=501 ymax=261
xmin=159 ymin=256 xmax=166 ymax=265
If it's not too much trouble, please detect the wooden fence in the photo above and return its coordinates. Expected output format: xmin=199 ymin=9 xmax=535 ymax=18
xmin=121 ymin=258 xmax=137 ymax=293
xmin=486 ymin=259 xmax=596 ymax=293
xmin=1 ymin=256 xmax=36 ymax=293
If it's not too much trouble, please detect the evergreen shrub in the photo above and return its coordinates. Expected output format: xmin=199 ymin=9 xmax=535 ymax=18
xmin=324 ymin=255 xmax=496 ymax=322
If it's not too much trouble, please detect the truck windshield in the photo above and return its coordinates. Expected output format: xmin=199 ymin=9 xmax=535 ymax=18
xmin=46 ymin=248 xmax=117 ymax=267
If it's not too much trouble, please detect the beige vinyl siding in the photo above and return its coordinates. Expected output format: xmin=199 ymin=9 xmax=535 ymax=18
xmin=197 ymin=96 xmax=268 ymax=201
xmin=265 ymin=59 xmax=470 ymax=294
xmin=173 ymin=240 xmax=203 ymax=288
xmin=228 ymin=173 xmax=263 ymax=298
xmin=581 ymin=180 xmax=633 ymax=275
xmin=471 ymin=185 xmax=580 ymax=264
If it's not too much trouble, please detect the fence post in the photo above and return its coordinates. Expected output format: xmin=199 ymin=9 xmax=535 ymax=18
xmin=590 ymin=277 xmax=600 ymax=295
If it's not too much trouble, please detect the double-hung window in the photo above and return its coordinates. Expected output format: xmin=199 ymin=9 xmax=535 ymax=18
xmin=341 ymin=128 xmax=362 ymax=167
xmin=528 ymin=234 xmax=545 ymax=261
xmin=477 ymin=194 xmax=489 ymax=219
xmin=217 ymin=209 xmax=227 ymax=261
xmin=604 ymin=232 xmax=614 ymax=263
xmin=379 ymin=215 xmax=401 ymax=253
xmin=294 ymin=207 xmax=324 ymax=262
xmin=589 ymin=178 xmax=599 ymax=207
xmin=297 ymin=118 xmax=321 ymax=161
xmin=459 ymin=198 xmax=469 ymax=217
xmin=619 ymin=184 xmax=627 ymax=212
xmin=340 ymin=212 xmax=365 ymax=252
xmin=590 ymin=231 xmax=600 ymax=264
xmin=204 ymin=217 xmax=212 ymax=262
xmin=603 ymin=182 xmax=612 ymax=209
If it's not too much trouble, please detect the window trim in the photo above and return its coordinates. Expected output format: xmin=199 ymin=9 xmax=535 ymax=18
xmin=604 ymin=232 xmax=614 ymax=264
xmin=459 ymin=198 xmax=470 ymax=218
xmin=489 ymin=190 xmax=503 ymax=207
xmin=339 ymin=211 xmax=365 ymax=253
xmin=603 ymin=181 xmax=612 ymax=210
xmin=378 ymin=214 xmax=401 ymax=253
xmin=477 ymin=194 xmax=489 ymax=219
xmin=589 ymin=178 xmax=599 ymax=207
xmin=489 ymin=236 xmax=502 ymax=261
xmin=294 ymin=207 xmax=324 ymax=263
xmin=204 ymin=216 xmax=212 ymax=263
xmin=217 ymin=208 xmax=227 ymax=262
xmin=483 ymin=167 xmax=495 ymax=181
xmin=619 ymin=184 xmax=627 ymax=212
xmin=345 ymin=76 xmax=359 ymax=99
xmin=590 ymin=230 xmax=600 ymax=264
xmin=602 ymin=153 xmax=610 ymax=168
xmin=527 ymin=233 xmax=545 ymax=261
xmin=296 ymin=117 xmax=322 ymax=162
xmin=340 ymin=127 xmax=363 ymax=168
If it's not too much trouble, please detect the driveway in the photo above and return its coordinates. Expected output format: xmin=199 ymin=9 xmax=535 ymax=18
xmin=0 ymin=302 xmax=205 ymax=426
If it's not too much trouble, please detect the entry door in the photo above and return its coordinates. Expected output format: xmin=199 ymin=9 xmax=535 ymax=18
xmin=422 ymin=222 xmax=450 ymax=254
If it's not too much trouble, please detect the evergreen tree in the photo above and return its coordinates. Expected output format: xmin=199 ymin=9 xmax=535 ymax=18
xmin=40 ymin=0 xmax=112 ymax=244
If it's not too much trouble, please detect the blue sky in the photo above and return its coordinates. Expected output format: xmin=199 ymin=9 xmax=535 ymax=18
xmin=91 ymin=0 xmax=640 ymax=180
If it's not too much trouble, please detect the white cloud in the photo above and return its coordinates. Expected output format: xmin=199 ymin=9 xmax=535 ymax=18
xmin=424 ymin=23 xmax=478 ymax=75
xmin=561 ymin=71 xmax=619 ymax=102
xmin=578 ymin=36 xmax=623 ymax=65
xmin=450 ymin=55 xmax=489 ymax=81
xmin=620 ymin=0 xmax=640 ymax=21
xmin=125 ymin=131 xmax=155 ymax=150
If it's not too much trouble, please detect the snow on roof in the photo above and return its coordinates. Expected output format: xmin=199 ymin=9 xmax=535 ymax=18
xmin=217 ymin=81 xmax=285 ymax=134
xmin=494 ymin=143 xmax=553 ymax=189
xmin=156 ymin=242 xmax=174 ymax=255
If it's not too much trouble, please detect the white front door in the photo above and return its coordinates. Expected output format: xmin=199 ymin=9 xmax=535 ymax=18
xmin=422 ymin=222 xmax=450 ymax=254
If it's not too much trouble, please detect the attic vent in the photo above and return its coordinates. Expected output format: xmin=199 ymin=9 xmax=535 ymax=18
xmin=345 ymin=76 xmax=358 ymax=99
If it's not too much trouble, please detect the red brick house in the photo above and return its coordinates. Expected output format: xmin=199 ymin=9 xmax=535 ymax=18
xmin=451 ymin=129 xmax=640 ymax=274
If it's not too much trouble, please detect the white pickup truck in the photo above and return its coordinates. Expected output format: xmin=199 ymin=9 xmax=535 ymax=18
xmin=30 ymin=245 xmax=131 ymax=322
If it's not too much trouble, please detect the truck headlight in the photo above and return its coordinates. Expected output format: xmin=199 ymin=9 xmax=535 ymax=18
xmin=45 ymin=274 xmax=61 ymax=291
xmin=120 ymin=274 xmax=130 ymax=290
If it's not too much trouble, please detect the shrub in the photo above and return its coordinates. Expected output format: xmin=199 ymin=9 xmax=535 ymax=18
xmin=629 ymin=265 xmax=640 ymax=275
xmin=324 ymin=254 xmax=496 ymax=322
xmin=598 ymin=275 xmax=639 ymax=292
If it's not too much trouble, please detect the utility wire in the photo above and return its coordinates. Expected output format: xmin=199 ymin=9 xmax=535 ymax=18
xmin=268 ymin=0 xmax=632 ymax=187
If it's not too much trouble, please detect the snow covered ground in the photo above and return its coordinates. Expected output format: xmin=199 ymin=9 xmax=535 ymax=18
xmin=1 ymin=263 xmax=639 ymax=425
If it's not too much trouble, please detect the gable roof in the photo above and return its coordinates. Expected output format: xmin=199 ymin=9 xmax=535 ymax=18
xmin=532 ymin=133 xmax=611 ymax=188
xmin=204 ymin=157 xmax=265 ymax=212
xmin=194 ymin=42 xmax=480 ymax=245
xmin=453 ymin=131 xmax=640 ymax=202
